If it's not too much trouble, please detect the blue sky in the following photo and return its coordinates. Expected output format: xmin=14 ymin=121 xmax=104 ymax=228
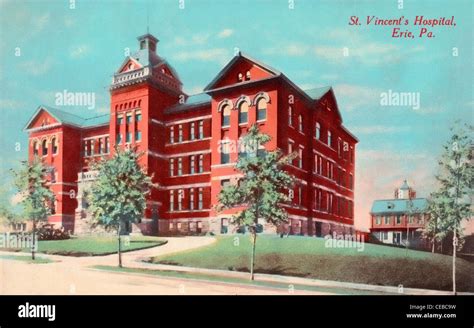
xmin=0 ymin=0 xmax=472 ymax=230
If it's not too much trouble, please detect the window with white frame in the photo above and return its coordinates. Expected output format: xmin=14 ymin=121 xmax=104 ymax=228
xmin=170 ymin=126 xmax=175 ymax=143
xmin=190 ymin=155 xmax=195 ymax=174
xmin=169 ymin=159 xmax=174 ymax=177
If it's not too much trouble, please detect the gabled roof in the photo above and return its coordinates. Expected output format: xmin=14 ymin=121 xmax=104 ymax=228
xmin=165 ymin=93 xmax=211 ymax=114
xmin=204 ymin=52 xmax=281 ymax=91
xmin=370 ymin=198 xmax=428 ymax=215
xmin=24 ymin=105 xmax=109 ymax=131
xmin=304 ymin=86 xmax=332 ymax=100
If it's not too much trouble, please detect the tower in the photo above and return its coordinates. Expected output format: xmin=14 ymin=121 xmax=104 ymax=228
xmin=109 ymin=33 xmax=184 ymax=234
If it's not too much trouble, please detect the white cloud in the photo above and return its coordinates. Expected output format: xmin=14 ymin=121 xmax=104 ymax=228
xmin=69 ymin=44 xmax=91 ymax=59
xmin=351 ymin=125 xmax=410 ymax=134
xmin=174 ymin=33 xmax=210 ymax=46
xmin=217 ymin=29 xmax=233 ymax=39
xmin=333 ymin=83 xmax=382 ymax=111
xmin=35 ymin=13 xmax=50 ymax=31
xmin=0 ymin=99 xmax=24 ymax=110
xmin=19 ymin=57 xmax=53 ymax=76
xmin=174 ymin=48 xmax=230 ymax=64
xmin=185 ymin=86 xmax=204 ymax=95
xmin=314 ymin=43 xmax=424 ymax=65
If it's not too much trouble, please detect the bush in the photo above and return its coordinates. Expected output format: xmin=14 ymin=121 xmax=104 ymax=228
xmin=37 ymin=224 xmax=70 ymax=241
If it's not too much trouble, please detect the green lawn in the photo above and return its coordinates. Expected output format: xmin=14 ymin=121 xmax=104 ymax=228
xmin=0 ymin=254 xmax=53 ymax=264
xmin=13 ymin=236 xmax=167 ymax=256
xmin=93 ymin=265 xmax=392 ymax=295
xmin=149 ymin=235 xmax=474 ymax=292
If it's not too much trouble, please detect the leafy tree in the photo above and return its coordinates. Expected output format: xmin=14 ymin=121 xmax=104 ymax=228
xmin=429 ymin=123 xmax=473 ymax=294
xmin=217 ymin=125 xmax=296 ymax=280
xmin=11 ymin=157 xmax=55 ymax=260
xmin=88 ymin=147 xmax=155 ymax=267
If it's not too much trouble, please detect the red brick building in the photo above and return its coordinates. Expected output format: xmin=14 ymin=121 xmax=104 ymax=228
xmin=24 ymin=33 xmax=358 ymax=236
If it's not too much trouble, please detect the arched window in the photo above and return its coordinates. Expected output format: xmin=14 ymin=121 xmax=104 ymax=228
xmin=256 ymin=98 xmax=267 ymax=121
xmin=33 ymin=141 xmax=39 ymax=156
xmin=298 ymin=115 xmax=303 ymax=132
xmin=327 ymin=131 xmax=332 ymax=147
xmin=316 ymin=122 xmax=321 ymax=140
xmin=42 ymin=139 xmax=48 ymax=156
xmin=52 ymin=138 xmax=58 ymax=155
xmin=238 ymin=102 xmax=249 ymax=124
xmin=221 ymin=104 xmax=231 ymax=127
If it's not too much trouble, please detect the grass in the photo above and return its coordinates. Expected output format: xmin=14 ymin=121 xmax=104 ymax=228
xmin=7 ymin=235 xmax=167 ymax=257
xmin=148 ymin=235 xmax=474 ymax=292
xmin=92 ymin=265 xmax=393 ymax=295
xmin=0 ymin=254 xmax=53 ymax=264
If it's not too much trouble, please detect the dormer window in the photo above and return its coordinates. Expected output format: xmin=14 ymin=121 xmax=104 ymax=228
xmin=238 ymin=73 xmax=243 ymax=82
xmin=245 ymin=71 xmax=251 ymax=80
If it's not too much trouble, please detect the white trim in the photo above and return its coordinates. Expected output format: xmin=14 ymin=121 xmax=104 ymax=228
xmin=211 ymin=163 xmax=236 ymax=169
xmin=51 ymin=182 xmax=77 ymax=187
xmin=26 ymin=123 xmax=62 ymax=133
xmin=287 ymin=214 xmax=308 ymax=221
xmin=170 ymin=171 xmax=211 ymax=178
xmin=311 ymin=183 xmax=353 ymax=201
xmin=161 ymin=182 xmax=210 ymax=190
xmin=166 ymin=137 xmax=211 ymax=146
xmin=151 ymin=119 xmax=165 ymax=126
xmin=168 ymin=150 xmax=211 ymax=158
xmin=83 ymin=134 xmax=110 ymax=141
xmin=165 ymin=115 xmax=211 ymax=126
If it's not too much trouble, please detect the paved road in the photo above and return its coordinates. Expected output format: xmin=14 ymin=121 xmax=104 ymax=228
xmin=0 ymin=237 xmax=329 ymax=295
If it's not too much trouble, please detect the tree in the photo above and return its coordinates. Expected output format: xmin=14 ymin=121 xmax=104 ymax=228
xmin=217 ymin=125 xmax=296 ymax=280
xmin=11 ymin=157 xmax=55 ymax=260
xmin=424 ymin=191 xmax=450 ymax=253
xmin=88 ymin=147 xmax=155 ymax=267
xmin=429 ymin=123 xmax=473 ymax=294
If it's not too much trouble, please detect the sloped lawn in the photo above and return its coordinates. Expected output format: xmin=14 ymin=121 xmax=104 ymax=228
xmin=9 ymin=236 xmax=167 ymax=256
xmin=149 ymin=235 xmax=474 ymax=292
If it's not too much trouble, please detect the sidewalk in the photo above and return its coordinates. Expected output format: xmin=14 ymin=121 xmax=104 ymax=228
xmin=113 ymin=258 xmax=462 ymax=295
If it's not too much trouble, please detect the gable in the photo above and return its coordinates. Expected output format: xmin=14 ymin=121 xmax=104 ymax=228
xmin=317 ymin=89 xmax=343 ymax=124
xmin=205 ymin=53 xmax=281 ymax=91
xmin=117 ymin=57 xmax=143 ymax=73
xmin=26 ymin=109 xmax=60 ymax=130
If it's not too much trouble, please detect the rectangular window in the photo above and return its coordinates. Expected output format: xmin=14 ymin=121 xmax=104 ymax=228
xmin=396 ymin=215 xmax=401 ymax=225
xmin=221 ymin=141 xmax=230 ymax=164
xmin=198 ymin=155 xmax=204 ymax=173
xmin=178 ymin=158 xmax=183 ymax=176
xmin=384 ymin=216 xmax=390 ymax=225
xmin=298 ymin=147 xmax=303 ymax=169
xmin=288 ymin=107 xmax=293 ymax=126
xmin=298 ymin=187 xmax=302 ymax=206
xmin=135 ymin=130 xmax=142 ymax=142
xmin=126 ymin=132 xmax=132 ymax=143
xmin=349 ymin=174 xmax=353 ymax=190
xmin=178 ymin=124 xmax=183 ymax=142
xmin=169 ymin=159 xmax=174 ymax=177
xmin=104 ymin=137 xmax=110 ymax=153
xmin=169 ymin=190 xmax=174 ymax=212
xmin=126 ymin=114 xmax=132 ymax=124
xmin=190 ymin=122 xmax=195 ymax=140
xmin=170 ymin=126 xmax=175 ymax=144
xmin=221 ymin=179 xmax=231 ymax=188
xmin=198 ymin=188 xmax=203 ymax=209
xmin=117 ymin=116 xmax=123 ymax=125
xmin=135 ymin=112 xmax=142 ymax=122
xmin=177 ymin=189 xmax=183 ymax=211
xmin=199 ymin=121 xmax=204 ymax=139
xmin=190 ymin=155 xmax=195 ymax=174
xmin=189 ymin=189 xmax=195 ymax=210
xmin=97 ymin=139 xmax=102 ymax=154
xmin=116 ymin=133 xmax=122 ymax=145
